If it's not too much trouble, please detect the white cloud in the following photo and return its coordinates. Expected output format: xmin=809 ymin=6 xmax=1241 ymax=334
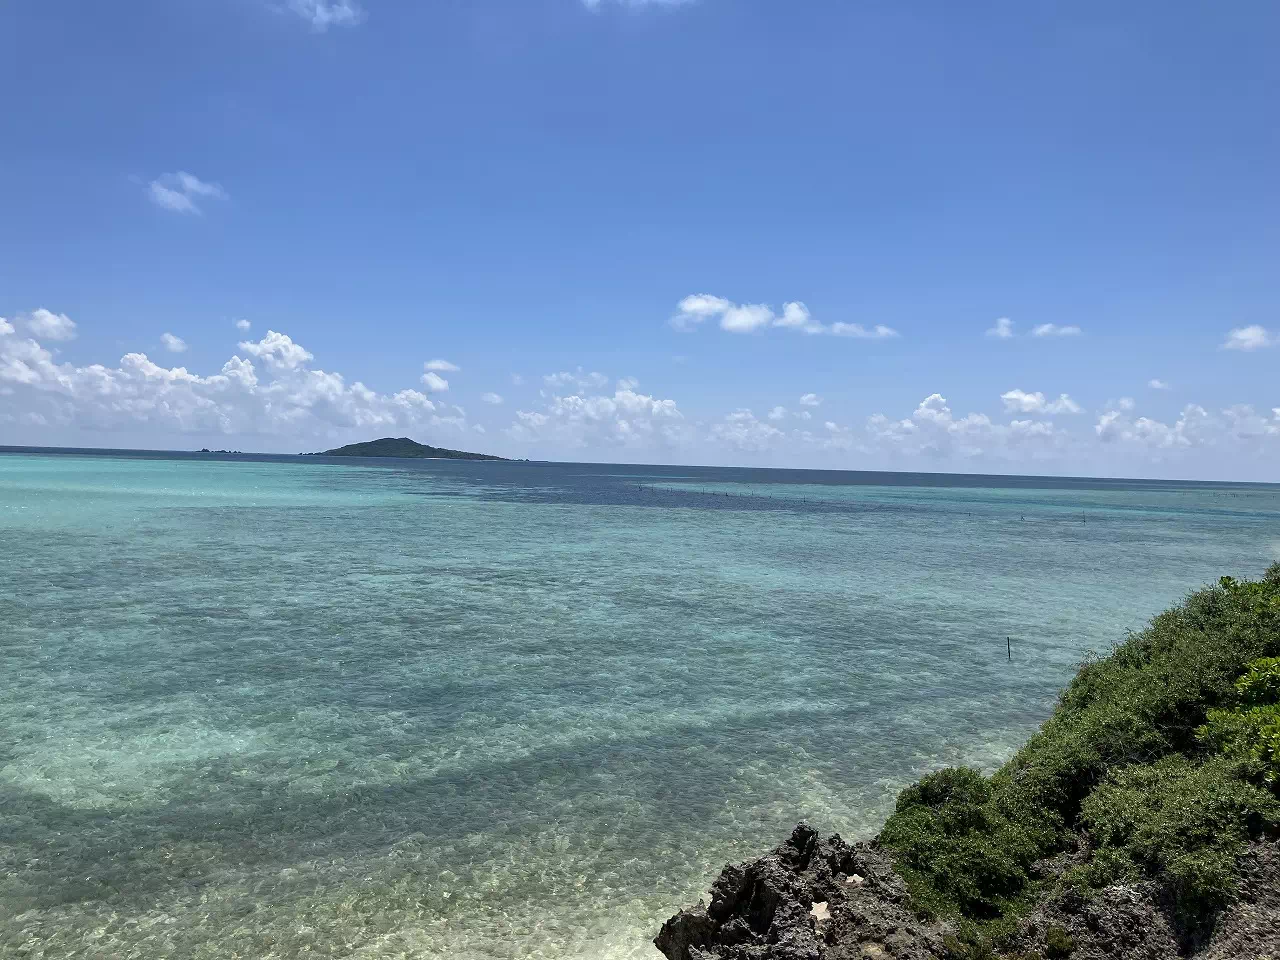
xmin=481 ymin=392 xmax=504 ymax=405
xmin=160 ymin=333 xmax=188 ymax=354
xmin=0 ymin=322 xmax=466 ymax=444
xmin=799 ymin=393 xmax=822 ymax=407
xmin=0 ymin=317 xmax=12 ymax=335
xmin=767 ymin=406 xmax=787 ymax=421
xmin=831 ymin=322 xmax=899 ymax=339
xmin=147 ymin=172 xmax=226 ymax=215
xmin=986 ymin=317 xmax=1015 ymax=339
xmin=670 ymin=294 xmax=731 ymax=332
xmin=1222 ymin=405 xmax=1280 ymax=441
xmin=710 ymin=409 xmax=784 ymax=453
xmin=796 ymin=410 xmax=812 ymax=421
xmin=20 ymin=308 xmax=78 ymax=342
xmin=670 ymin=295 xmax=898 ymax=339
xmin=999 ymin=389 xmax=1081 ymax=415
xmin=544 ymin=368 xmax=609 ymax=392
xmin=507 ymin=382 xmax=687 ymax=452
xmin=1095 ymin=403 xmax=1215 ymax=449
xmin=235 ymin=319 xmax=251 ymax=331
xmin=421 ymin=371 xmax=450 ymax=392
xmin=720 ymin=303 xmax=775 ymax=334
xmin=617 ymin=377 xmax=640 ymax=391
xmin=286 ymin=0 xmax=366 ymax=31
xmin=773 ymin=302 xmax=823 ymax=335
xmin=1148 ymin=379 xmax=1170 ymax=390
xmin=865 ymin=393 xmax=1064 ymax=461
xmin=1032 ymin=323 xmax=1082 ymax=337
xmin=238 ymin=330 xmax=314 ymax=370
xmin=1091 ymin=400 xmax=1280 ymax=454
xmin=425 ymin=359 xmax=460 ymax=372
xmin=820 ymin=420 xmax=862 ymax=452
xmin=1222 ymin=325 xmax=1276 ymax=351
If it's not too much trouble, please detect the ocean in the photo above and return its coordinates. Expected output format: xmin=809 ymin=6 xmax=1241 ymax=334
xmin=2 ymin=449 xmax=1278 ymax=959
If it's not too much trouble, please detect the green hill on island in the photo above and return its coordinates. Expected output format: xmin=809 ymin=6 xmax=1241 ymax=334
xmin=315 ymin=437 xmax=507 ymax=460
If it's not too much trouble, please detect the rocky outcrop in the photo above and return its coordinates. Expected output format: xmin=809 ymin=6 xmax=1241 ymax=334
xmin=655 ymin=827 xmax=1280 ymax=960
xmin=654 ymin=823 xmax=949 ymax=960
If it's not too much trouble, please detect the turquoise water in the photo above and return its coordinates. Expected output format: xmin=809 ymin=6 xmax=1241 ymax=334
xmin=3 ymin=451 xmax=1279 ymax=959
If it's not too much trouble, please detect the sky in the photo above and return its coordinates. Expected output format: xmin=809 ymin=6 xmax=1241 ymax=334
xmin=1 ymin=0 xmax=1278 ymax=479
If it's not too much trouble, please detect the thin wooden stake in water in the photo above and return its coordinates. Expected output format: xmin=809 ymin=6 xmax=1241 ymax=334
xmin=1007 ymin=636 xmax=1012 ymax=662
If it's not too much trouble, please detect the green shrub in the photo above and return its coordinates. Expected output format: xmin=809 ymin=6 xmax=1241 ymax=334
xmin=1078 ymin=755 xmax=1280 ymax=913
xmin=878 ymin=566 xmax=1280 ymax=928
xmin=1044 ymin=925 xmax=1075 ymax=959
xmin=879 ymin=767 xmax=1040 ymax=919
xmin=1198 ymin=656 xmax=1280 ymax=785
xmin=1236 ymin=657 xmax=1280 ymax=706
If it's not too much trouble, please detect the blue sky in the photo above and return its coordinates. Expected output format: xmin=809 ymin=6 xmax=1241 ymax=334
xmin=2 ymin=0 xmax=1278 ymax=478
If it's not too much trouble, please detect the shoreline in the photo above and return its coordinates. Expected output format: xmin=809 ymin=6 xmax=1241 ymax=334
xmin=655 ymin=567 xmax=1280 ymax=960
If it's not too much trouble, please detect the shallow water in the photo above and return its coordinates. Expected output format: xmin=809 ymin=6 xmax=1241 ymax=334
xmin=2 ymin=450 xmax=1278 ymax=958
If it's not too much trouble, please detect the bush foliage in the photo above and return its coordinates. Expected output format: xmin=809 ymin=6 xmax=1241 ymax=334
xmin=877 ymin=564 xmax=1280 ymax=927
xmin=1199 ymin=656 xmax=1280 ymax=785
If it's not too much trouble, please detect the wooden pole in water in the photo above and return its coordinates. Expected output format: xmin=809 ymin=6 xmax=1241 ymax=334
xmin=1007 ymin=636 xmax=1012 ymax=662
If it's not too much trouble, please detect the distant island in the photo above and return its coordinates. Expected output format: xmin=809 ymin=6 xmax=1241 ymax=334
xmin=309 ymin=437 xmax=508 ymax=461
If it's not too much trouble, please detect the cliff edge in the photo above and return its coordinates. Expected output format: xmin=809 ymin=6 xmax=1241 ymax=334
xmin=656 ymin=566 xmax=1280 ymax=960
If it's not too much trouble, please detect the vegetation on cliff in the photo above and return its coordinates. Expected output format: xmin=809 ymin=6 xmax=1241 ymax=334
xmin=314 ymin=437 xmax=507 ymax=460
xmin=877 ymin=564 xmax=1280 ymax=953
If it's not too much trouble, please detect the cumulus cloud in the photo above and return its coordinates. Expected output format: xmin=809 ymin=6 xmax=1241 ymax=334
xmin=544 ymin=368 xmax=609 ymax=392
xmin=425 ymin=359 xmax=459 ymax=372
xmin=286 ymin=0 xmax=365 ymax=30
xmin=799 ymin=393 xmax=822 ymax=407
xmin=1148 ymin=379 xmax=1170 ymax=390
xmin=768 ymin=406 xmax=787 ymax=421
xmin=773 ymin=302 xmax=824 ymax=335
xmin=669 ymin=294 xmax=730 ymax=332
xmin=1032 ymin=323 xmax=1082 ymax=337
xmin=999 ymin=389 xmax=1082 ymax=415
xmin=238 ymin=330 xmax=314 ymax=370
xmin=507 ymin=379 xmax=686 ymax=452
xmin=0 ymin=317 xmax=13 ymax=335
xmin=160 ymin=333 xmax=188 ymax=354
xmin=710 ymin=409 xmax=784 ymax=452
xmin=147 ymin=172 xmax=226 ymax=215
xmin=1091 ymin=401 xmax=1280 ymax=456
xmin=0 ymin=320 xmax=463 ymax=444
xmin=670 ymin=295 xmax=899 ymax=339
xmin=721 ymin=303 xmax=776 ymax=333
xmin=1095 ymin=403 xmax=1215 ymax=449
xmin=20 ymin=308 xmax=78 ymax=342
xmin=481 ymin=392 xmax=503 ymax=405
xmin=821 ymin=420 xmax=861 ymax=452
xmin=1222 ymin=325 xmax=1276 ymax=351
xmin=865 ymin=393 xmax=1063 ymax=461
xmin=986 ymin=317 xmax=1015 ymax=339
xmin=831 ymin=323 xmax=898 ymax=339
xmin=235 ymin=319 xmax=251 ymax=331
xmin=421 ymin=371 xmax=450 ymax=392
